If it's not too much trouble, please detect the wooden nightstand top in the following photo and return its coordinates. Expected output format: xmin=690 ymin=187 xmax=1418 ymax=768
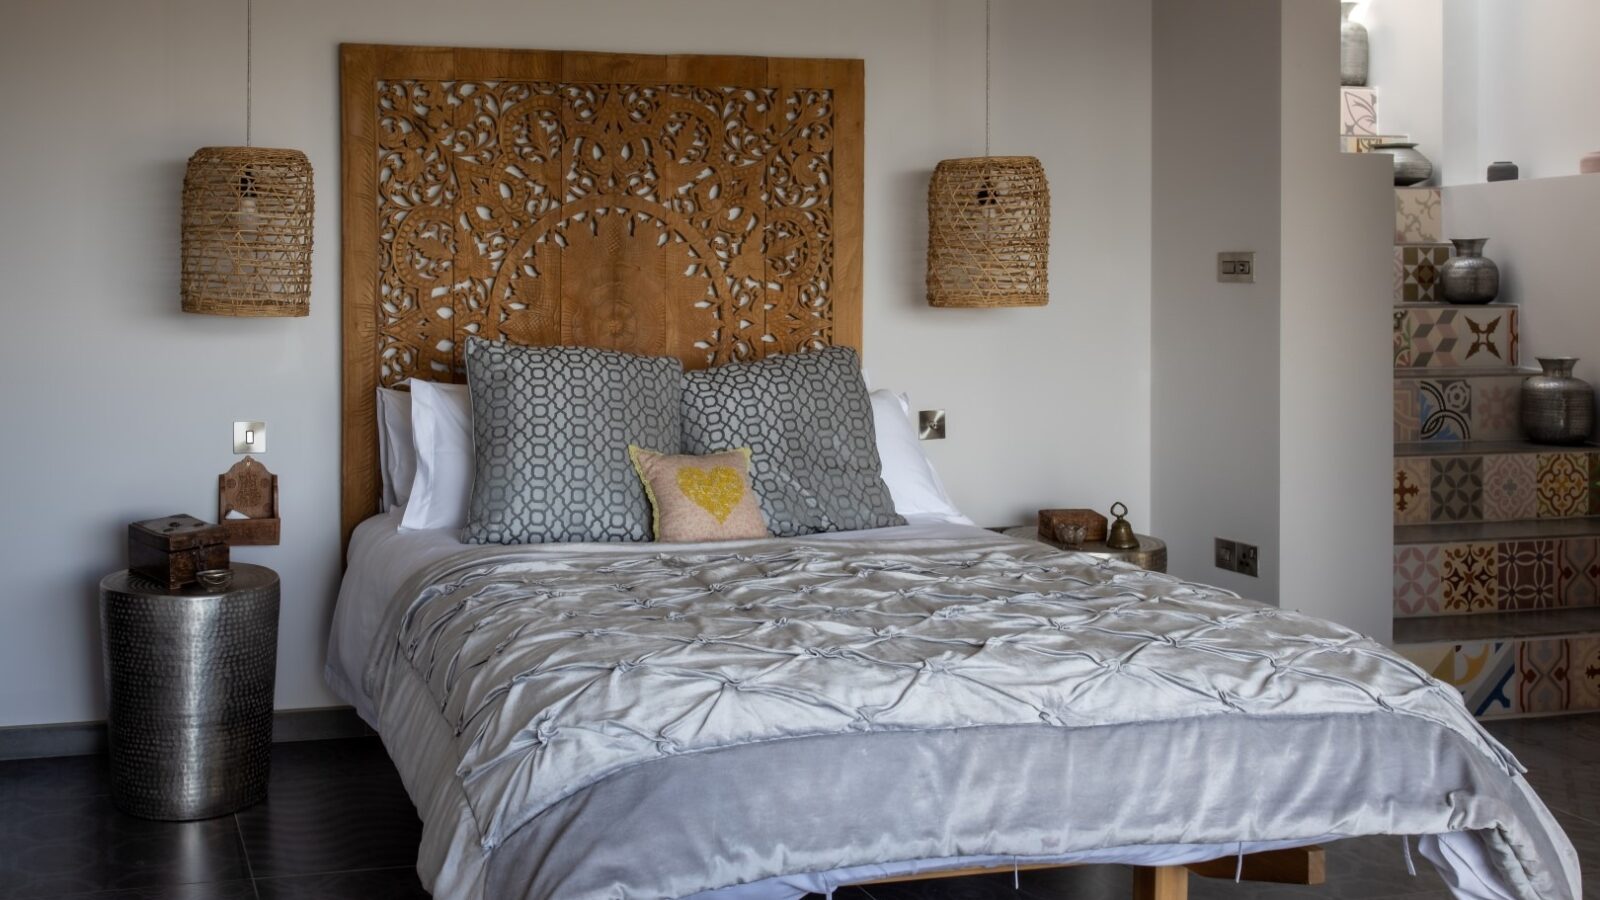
xmin=1000 ymin=526 xmax=1168 ymax=573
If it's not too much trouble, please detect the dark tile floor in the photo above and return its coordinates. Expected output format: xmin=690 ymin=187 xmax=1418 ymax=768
xmin=0 ymin=716 xmax=1590 ymax=899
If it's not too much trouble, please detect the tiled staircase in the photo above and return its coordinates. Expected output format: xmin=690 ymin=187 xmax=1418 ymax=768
xmin=1346 ymin=86 xmax=1600 ymax=719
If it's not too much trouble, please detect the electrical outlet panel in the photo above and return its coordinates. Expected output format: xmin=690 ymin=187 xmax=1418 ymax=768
xmin=1217 ymin=251 xmax=1256 ymax=283
xmin=1236 ymin=543 xmax=1260 ymax=578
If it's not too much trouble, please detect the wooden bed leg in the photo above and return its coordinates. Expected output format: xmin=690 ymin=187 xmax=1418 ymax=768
xmin=1132 ymin=865 xmax=1189 ymax=900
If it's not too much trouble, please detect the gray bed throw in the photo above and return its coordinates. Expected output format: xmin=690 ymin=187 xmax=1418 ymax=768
xmin=364 ymin=531 xmax=1579 ymax=900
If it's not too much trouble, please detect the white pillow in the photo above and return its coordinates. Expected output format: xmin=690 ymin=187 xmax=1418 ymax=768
xmin=869 ymin=389 xmax=971 ymax=524
xmin=376 ymin=386 xmax=416 ymax=511
xmin=400 ymin=380 xmax=474 ymax=532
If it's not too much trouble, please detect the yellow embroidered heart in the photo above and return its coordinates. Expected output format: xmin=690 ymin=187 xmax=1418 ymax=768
xmin=676 ymin=466 xmax=744 ymax=523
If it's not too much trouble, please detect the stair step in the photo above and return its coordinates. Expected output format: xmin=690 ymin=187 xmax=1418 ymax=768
xmin=1394 ymin=302 xmax=1519 ymax=311
xmin=1395 ymin=617 xmax=1600 ymax=719
xmin=1394 ymin=366 xmax=1540 ymax=380
xmin=1397 ymin=518 xmax=1600 ymax=545
xmin=1397 ymin=608 xmax=1600 ymax=645
xmin=1394 ymin=306 xmax=1519 ymax=371
xmin=1395 ymin=440 xmax=1596 ymax=458
xmin=1342 ymin=133 xmax=1408 ymax=155
xmin=1394 ymin=520 xmax=1600 ymax=621
xmin=1393 ymin=446 xmax=1597 ymax=526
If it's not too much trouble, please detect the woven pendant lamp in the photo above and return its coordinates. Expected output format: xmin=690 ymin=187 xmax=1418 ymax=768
xmin=926 ymin=1 xmax=1050 ymax=308
xmin=180 ymin=0 xmax=313 ymax=317
xmin=181 ymin=147 xmax=313 ymax=316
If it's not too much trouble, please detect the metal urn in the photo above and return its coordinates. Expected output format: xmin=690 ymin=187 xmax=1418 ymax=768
xmin=1439 ymin=238 xmax=1500 ymax=305
xmin=1375 ymin=142 xmax=1433 ymax=187
xmin=1106 ymin=501 xmax=1140 ymax=550
xmin=1522 ymin=357 xmax=1595 ymax=445
xmin=1340 ymin=3 xmax=1368 ymax=87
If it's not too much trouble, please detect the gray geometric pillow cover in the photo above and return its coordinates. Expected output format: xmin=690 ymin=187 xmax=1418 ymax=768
xmin=681 ymin=346 xmax=905 ymax=537
xmin=463 ymin=338 xmax=682 ymax=544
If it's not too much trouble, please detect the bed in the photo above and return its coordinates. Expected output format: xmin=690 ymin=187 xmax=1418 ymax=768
xmin=333 ymin=44 xmax=1580 ymax=900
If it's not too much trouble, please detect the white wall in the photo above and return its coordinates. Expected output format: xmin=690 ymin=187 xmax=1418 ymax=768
xmin=1358 ymin=0 xmax=1443 ymax=174
xmin=1153 ymin=0 xmax=1394 ymax=641
xmin=1461 ymin=0 xmax=1600 ymax=181
xmin=1151 ymin=0 xmax=1283 ymax=602
xmin=0 ymin=0 xmax=1154 ymax=727
xmin=1446 ymin=176 xmax=1600 ymax=409
xmin=1278 ymin=0 xmax=1394 ymax=644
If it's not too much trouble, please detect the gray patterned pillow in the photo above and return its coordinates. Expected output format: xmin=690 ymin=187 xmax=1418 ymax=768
xmin=681 ymin=347 xmax=904 ymax=537
xmin=463 ymin=339 xmax=682 ymax=544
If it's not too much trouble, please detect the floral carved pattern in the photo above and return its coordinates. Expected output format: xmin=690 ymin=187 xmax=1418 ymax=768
xmin=374 ymin=78 xmax=838 ymax=385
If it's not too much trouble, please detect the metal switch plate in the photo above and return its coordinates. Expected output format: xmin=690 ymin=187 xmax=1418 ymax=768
xmin=233 ymin=421 xmax=267 ymax=454
xmin=1214 ymin=538 xmax=1237 ymax=572
xmin=918 ymin=410 xmax=946 ymax=440
xmin=1217 ymin=251 xmax=1256 ymax=283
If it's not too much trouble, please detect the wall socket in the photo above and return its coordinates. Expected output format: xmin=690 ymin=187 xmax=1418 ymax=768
xmin=1217 ymin=251 xmax=1255 ymax=283
xmin=1214 ymin=537 xmax=1260 ymax=578
xmin=918 ymin=410 xmax=946 ymax=440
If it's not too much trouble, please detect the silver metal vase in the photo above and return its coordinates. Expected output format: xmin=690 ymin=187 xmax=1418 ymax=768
xmin=1341 ymin=3 xmax=1369 ymax=87
xmin=1375 ymin=142 xmax=1433 ymax=186
xmin=1522 ymin=358 xmax=1596 ymax=445
xmin=1439 ymin=238 xmax=1500 ymax=305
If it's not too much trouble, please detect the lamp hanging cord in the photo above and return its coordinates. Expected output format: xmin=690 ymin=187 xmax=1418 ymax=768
xmin=245 ymin=0 xmax=252 ymax=147
xmin=984 ymin=0 xmax=991 ymax=157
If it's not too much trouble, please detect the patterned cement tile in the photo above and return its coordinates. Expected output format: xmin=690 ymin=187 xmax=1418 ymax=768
xmin=1394 ymin=545 xmax=1443 ymax=617
xmin=1482 ymin=454 xmax=1538 ymax=522
xmin=1430 ymin=457 xmax=1483 ymax=523
xmin=1418 ymin=379 xmax=1471 ymax=440
xmin=1497 ymin=540 xmax=1560 ymax=610
xmin=1394 ymin=458 xmax=1430 ymax=525
xmin=1440 ymin=542 xmax=1498 ymax=612
xmin=1537 ymin=453 xmax=1591 ymax=518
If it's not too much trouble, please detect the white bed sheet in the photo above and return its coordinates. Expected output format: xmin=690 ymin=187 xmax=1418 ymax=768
xmin=325 ymin=513 xmax=1516 ymax=900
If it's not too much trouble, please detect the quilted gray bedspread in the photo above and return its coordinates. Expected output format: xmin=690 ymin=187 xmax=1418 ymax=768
xmin=363 ymin=531 xmax=1578 ymax=900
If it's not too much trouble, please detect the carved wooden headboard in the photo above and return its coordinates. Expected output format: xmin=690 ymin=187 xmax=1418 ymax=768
xmin=339 ymin=44 xmax=864 ymax=546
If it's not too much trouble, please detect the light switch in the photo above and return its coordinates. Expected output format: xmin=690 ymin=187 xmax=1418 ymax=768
xmin=918 ymin=410 xmax=946 ymax=440
xmin=1217 ymin=251 xmax=1256 ymax=283
xmin=233 ymin=421 xmax=267 ymax=454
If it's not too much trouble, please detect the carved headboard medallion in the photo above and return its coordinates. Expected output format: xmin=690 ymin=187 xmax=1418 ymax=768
xmin=341 ymin=46 xmax=864 ymax=546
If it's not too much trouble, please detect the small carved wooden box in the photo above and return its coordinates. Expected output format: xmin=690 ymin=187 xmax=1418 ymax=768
xmin=128 ymin=514 xmax=230 ymax=590
xmin=220 ymin=456 xmax=280 ymax=546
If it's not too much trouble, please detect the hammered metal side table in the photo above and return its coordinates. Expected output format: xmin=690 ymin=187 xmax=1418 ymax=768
xmin=1002 ymin=526 xmax=1168 ymax=573
xmin=99 ymin=563 xmax=279 ymax=820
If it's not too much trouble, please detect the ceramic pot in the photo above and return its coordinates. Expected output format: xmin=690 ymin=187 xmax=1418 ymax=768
xmin=1439 ymin=238 xmax=1500 ymax=305
xmin=1522 ymin=358 xmax=1596 ymax=445
xmin=1487 ymin=161 xmax=1519 ymax=182
xmin=1340 ymin=3 xmax=1368 ymax=87
xmin=1582 ymin=152 xmax=1600 ymax=175
xmin=1375 ymin=142 xmax=1433 ymax=186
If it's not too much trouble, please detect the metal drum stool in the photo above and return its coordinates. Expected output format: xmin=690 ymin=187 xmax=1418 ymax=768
xmin=99 ymin=563 xmax=279 ymax=820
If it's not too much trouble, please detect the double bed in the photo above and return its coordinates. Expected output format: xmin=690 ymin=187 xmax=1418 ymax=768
xmin=333 ymin=44 xmax=1580 ymax=900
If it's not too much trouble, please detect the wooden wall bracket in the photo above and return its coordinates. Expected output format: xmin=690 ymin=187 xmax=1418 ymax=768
xmin=219 ymin=456 xmax=281 ymax=546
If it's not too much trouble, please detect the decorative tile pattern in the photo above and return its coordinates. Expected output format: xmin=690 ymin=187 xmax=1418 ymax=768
xmin=1483 ymin=453 xmax=1538 ymax=521
xmin=1430 ymin=457 xmax=1483 ymax=523
xmin=1441 ymin=542 xmax=1498 ymax=612
xmin=1419 ymin=379 xmax=1471 ymax=440
xmin=1340 ymin=134 xmax=1403 ymax=154
xmin=1498 ymin=540 xmax=1559 ymax=610
xmin=1394 ymin=307 xmax=1519 ymax=369
xmin=1340 ymin=87 xmax=1378 ymax=137
xmin=1394 ymin=458 xmax=1430 ymax=525
xmin=1394 ymin=545 xmax=1442 ymax=617
xmin=1402 ymin=641 xmax=1516 ymax=717
xmin=1394 ymin=384 xmax=1420 ymax=442
xmin=1519 ymin=639 xmax=1573 ymax=714
xmin=1592 ymin=453 xmax=1600 ymax=515
xmin=1560 ymin=538 xmax=1600 ymax=608
xmin=1537 ymin=453 xmax=1591 ymax=518
xmin=1395 ymin=243 xmax=1452 ymax=302
xmin=1471 ymin=379 xmax=1522 ymax=442
xmin=1567 ymin=637 xmax=1600 ymax=711
xmin=1395 ymin=187 xmax=1442 ymax=243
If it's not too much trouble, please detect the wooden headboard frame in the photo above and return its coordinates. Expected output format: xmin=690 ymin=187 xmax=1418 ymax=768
xmin=339 ymin=44 xmax=864 ymax=548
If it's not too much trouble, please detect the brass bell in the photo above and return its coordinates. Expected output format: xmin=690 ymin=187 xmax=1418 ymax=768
xmin=1105 ymin=501 xmax=1139 ymax=550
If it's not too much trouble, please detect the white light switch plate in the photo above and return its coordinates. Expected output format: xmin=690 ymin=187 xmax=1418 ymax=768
xmin=233 ymin=421 xmax=267 ymax=454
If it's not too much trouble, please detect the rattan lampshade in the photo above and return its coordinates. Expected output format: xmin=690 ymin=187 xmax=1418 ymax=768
xmin=181 ymin=147 xmax=313 ymax=317
xmin=926 ymin=155 xmax=1050 ymax=308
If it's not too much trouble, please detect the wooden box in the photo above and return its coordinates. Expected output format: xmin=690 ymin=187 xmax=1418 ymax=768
xmin=1038 ymin=508 xmax=1108 ymax=544
xmin=128 ymin=514 xmax=230 ymax=590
